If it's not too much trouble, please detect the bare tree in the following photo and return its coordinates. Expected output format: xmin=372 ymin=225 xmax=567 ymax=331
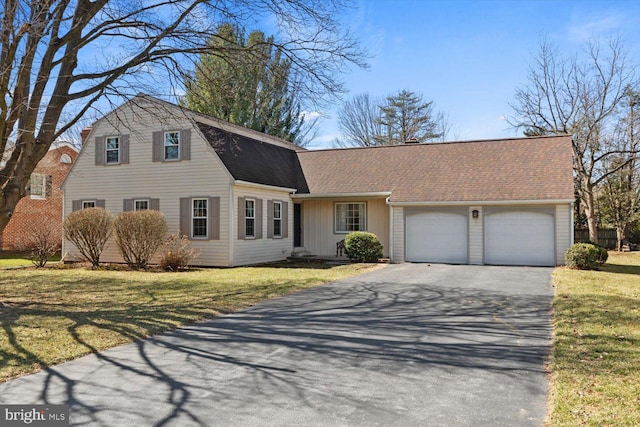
xmin=509 ymin=38 xmax=639 ymax=243
xmin=335 ymin=90 xmax=450 ymax=147
xmin=0 ymin=0 xmax=366 ymax=234
xmin=599 ymin=89 xmax=640 ymax=249
xmin=334 ymin=93 xmax=383 ymax=147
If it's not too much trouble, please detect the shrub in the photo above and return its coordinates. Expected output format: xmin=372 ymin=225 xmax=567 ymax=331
xmin=158 ymin=234 xmax=200 ymax=271
xmin=344 ymin=231 xmax=383 ymax=262
xmin=565 ymin=243 xmax=608 ymax=270
xmin=16 ymin=221 xmax=60 ymax=267
xmin=64 ymin=208 xmax=113 ymax=268
xmin=113 ymin=210 xmax=168 ymax=269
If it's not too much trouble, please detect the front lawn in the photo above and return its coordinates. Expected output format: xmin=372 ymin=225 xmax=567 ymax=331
xmin=0 ymin=251 xmax=61 ymax=268
xmin=550 ymin=251 xmax=640 ymax=426
xmin=0 ymin=262 xmax=379 ymax=383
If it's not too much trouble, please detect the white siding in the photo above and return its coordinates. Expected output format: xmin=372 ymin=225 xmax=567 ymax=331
xmin=392 ymin=206 xmax=404 ymax=263
xmin=63 ymin=102 xmax=233 ymax=266
xmin=468 ymin=206 xmax=483 ymax=265
xmin=301 ymin=198 xmax=389 ymax=257
xmin=555 ymin=203 xmax=572 ymax=265
xmin=232 ymin=186 xmax=294 ymax=266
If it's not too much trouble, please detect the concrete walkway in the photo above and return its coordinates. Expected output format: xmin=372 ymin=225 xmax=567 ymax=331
xmin=0 ymin=264 xmax=554 ymax=426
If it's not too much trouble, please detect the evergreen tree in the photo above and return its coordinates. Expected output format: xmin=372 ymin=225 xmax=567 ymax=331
xmin=182 ymin=24 xmax=314 ymax=146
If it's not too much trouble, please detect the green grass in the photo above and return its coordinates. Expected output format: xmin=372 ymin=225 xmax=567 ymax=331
xmin=0 ymin=262 xmax=380 ymax=383
xmin=550 ymin=251 xmax=640 ymax=426
xmin=0 ymin=251 xmax=61 ymax=268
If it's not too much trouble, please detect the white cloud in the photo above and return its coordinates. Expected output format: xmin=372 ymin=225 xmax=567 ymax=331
xmin=567 ymin=13 xmax=621 ymax=42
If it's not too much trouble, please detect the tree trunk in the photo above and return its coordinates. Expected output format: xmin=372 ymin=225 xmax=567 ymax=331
xmin=616 ymin=226 xmax=625 ymax=251
xmin=584 ymin=188 xmax=599 ymax=244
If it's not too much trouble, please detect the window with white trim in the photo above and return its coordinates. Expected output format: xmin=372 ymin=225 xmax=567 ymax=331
xmin=134 ymin=200 xmax=149 ymax=211
xmin=273 ymin=201 xmax=282 ymax=237
xmin=245 ymin=199 xmax=255 ymax=238
xmin=164 ymin=131 xmax=180 ymax=161
xmin=192 ymin=198 xmax=208 ymax=238
xmin=82 ymin=201 xmax=96 ymax=209
xmin=30 ymin=173 xmax=46 ymax=199
xmin=335 ymin=202 xmax=366 ymax=233
xmin=106 ymin=136 xmax=120 ymax=164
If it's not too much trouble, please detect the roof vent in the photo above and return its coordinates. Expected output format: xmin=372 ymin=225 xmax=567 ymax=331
xmin=404 ymin=138 xmax=420 ymax=144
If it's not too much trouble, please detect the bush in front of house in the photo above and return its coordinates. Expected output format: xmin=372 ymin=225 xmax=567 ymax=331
xmin=17 ymin=220 xmax=60 ymax=268
xmin=565 ymin=242 xmax=608 ymax=270
xmin=63 ymin=208 xmax=113 ymax=268
xmin=344 ymin=231 xmax=383 ymax=262
xmin=113 ymin=210 xmax=168 ymax=269
xmin=158 ymin=234 xmax=200 ymax=271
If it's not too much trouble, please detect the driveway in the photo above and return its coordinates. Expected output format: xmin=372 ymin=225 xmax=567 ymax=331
xmin=0 ymin=264 xmax=554 ymax=426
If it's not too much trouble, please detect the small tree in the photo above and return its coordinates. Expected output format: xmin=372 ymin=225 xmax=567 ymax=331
xmin=17 ymin=221 xmax=60 ymax=268
xmin=114 ymin=210 xmax=168 ymax=269
xmin=63 ymin=208 xmax=113 ymax=268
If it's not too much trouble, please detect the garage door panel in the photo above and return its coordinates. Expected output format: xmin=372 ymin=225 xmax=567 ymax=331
xmin=406 ymin=211 xmax=468 ymax=264
xmin=485 ymin=210 xmax=554 ymax=266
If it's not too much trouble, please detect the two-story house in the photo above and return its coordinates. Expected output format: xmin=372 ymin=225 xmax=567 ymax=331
xmin=62 ymin=95 xmax=574 ymax=267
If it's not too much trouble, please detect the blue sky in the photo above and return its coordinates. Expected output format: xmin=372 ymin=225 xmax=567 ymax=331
xmin=307 ymin=0 xmax=640 ymax=148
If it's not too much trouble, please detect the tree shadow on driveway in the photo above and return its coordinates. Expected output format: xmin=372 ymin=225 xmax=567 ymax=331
xmin=0 ymin=267 xmax=554 ymax=426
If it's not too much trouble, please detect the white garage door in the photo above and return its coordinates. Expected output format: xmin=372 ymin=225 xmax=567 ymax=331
xmin=484 ymin=210 xmax=555 ymax=266
xmin=406 ymin=210 xmax=468 ymax=263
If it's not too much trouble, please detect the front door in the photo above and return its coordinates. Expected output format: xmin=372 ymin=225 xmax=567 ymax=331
xmin=294 ymin=203 xmax=302 ymax=247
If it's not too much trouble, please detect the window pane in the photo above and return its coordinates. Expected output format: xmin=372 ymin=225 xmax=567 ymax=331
xmin=193 ymin=218 xmax=207 ymax=237
xmin=106 ymin=137 xmax=119 ymax=150
xmin=135 ymin=200 xmax=149 ymax=211
xmin=274 ymin=219 xmax=281 ymax=236
xmin=164 ymin=145 xmax=179 ymax=160
xmin=245 ymin=200 xmax=255 ymax=217
xmin=106 ymin=150 xmax=119 ymax=163
xmin=245 ymin=218 xmax=255 ymax=237
xmin=273 ymin=202 xmax=281 ymax=219
xmin=82 ymin=201 xmax=96 ymax=209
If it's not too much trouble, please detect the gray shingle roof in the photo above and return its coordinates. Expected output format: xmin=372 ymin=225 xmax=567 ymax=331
xmin=196 ymin=122 xmax=309 ymax=192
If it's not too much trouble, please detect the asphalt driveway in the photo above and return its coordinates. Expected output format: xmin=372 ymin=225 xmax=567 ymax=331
xmin=0 ymin=264 xmax=554 ymax=426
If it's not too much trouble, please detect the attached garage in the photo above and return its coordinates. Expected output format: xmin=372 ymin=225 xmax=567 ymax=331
xmin=484 ymin=208 xmax=555 ymax=266
xmin=405 ymin=209 xmax=468 ymax=263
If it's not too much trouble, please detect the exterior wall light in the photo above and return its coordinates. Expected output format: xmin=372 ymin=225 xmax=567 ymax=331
xmin=472 ymin=209 xmax=479 ymax=219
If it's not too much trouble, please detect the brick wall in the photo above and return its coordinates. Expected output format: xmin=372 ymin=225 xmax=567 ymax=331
xmin=0 ymin=145 xmax=78 ymax=250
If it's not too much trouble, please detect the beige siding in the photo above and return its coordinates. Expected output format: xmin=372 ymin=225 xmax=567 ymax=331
xmin=63 ymin=102 xmax=233 ymax=266
xmin=468 ymin=206 xmax=483 ymax=264
xmin=555 ymin=203 xmax=572 ymax=265
xmin=232 ymin=186 xmax=294 ymax=266
xmin=392 ymin=206 xmax=404 ymax=263
xmin=301 ymin=198 xmax=390 ymax=257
